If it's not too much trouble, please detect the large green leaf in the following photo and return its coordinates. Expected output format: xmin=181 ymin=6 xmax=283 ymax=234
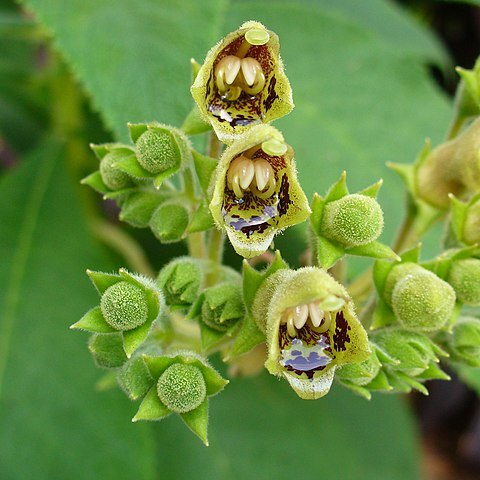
xmin=155 ymin=373 xmax=420 ymax=480
xmin=22 ymin=0 xmax=227 ymax=141
xmin=0 ymin=145 xmax=154 ymax=479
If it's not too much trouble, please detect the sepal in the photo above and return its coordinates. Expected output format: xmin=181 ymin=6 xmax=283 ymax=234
xmin=88 ymin=333 xmax=127 ymax=368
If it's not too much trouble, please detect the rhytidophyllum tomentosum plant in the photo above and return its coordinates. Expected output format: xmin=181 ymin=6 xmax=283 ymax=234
xmin=72 ymin=21 xmax=480 ymax=445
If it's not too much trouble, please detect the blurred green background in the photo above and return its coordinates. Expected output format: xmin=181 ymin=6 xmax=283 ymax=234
xmin=0 ymin=0 xmax=478 ymax=479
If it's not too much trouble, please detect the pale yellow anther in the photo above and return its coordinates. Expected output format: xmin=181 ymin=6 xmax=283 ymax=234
xmin=241 ymin=57 xmax=262 ymax=87
xmin=245 ymin=28 xmax=270 ymax=46
xmin=281 ymin=302 xmax=336 ymax=338
xmin=293 ymin=305 xmax=309 ymax=330
xmin=214 ymin=54 xmax=265 ymax=99
xmin=215 ymin=56 xmax=241 ymax=92
xmin=227 ymin=155 xmax=276 ymax=199
xmin=254 ymin=159 xmax=273 ymax=191
xmin=261 ymin=139 xmax=288 ymax=157
xmin=286 ymin=315 xmax=297 ymax=338
xmin=308 ymin=303 xmax=324 ymax=328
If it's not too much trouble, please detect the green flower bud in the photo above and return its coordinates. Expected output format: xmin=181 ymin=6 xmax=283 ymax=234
xmin=200 ymin=283 xmax=244 ymax=332
xmin=373 ymin=329 xmax=444 ymax=377
xmin=191 ymin=21 xmax=293 ymax=143
xmin=391 ymin=269 xmax=456 ymax=332
xmin=320 ymin=194 xmax=384 ymax=248
xmin=448 ymin=317 xmax=480 ymax=367
xmin=100 ymin=149 xmax=134 ymax=190
xmin=448 ymin=258 xmax=480 ymax=306
xmin=157 ymin=363 xmax=207 ymax=413
xmin=253 ymin=267 xmax=370 ymax=399
xmin=135 ymin=353 xmax=228 ymax=445
xmin=72 ymin=269 xmax=164 ymax=358
xmin=157 ymin=257 xmax=203 ymax=308
xmin=88 ymin=333 xmax=127 ymax=368
xmin=119 ymin=191 xmax=163 ymax=228
xmin=149 ymin=202 xmax=190 ymax=243
xmin=100 ymin=281 xmax=149 ymax=331
xmin=383 ymin=262 xmax=422 ymax=305
xmin=209 ymin=125 xmax=310 ymax=258
xmin=136 ymin=128 xmax=179 ymax=174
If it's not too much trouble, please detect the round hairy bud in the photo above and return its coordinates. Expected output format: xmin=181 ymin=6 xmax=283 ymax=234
xmin=100 ymin=281 xmax=149 ymax=331
xmin=88 ymin=333 xmax=127 ymax=368
xmin=321 ymin=194 xmax=384 ymax=248
xmin=99 ymin=151 xmax=133 ymax=190
xmin=157 ymin=363 xmax=207 ymax=413
xmin=383 ymin=262 xmax=422 ymax=305
xmin=448 ymin=258 xmax=480 ymax=306
xmin=391 ymin=270 xmax=456 ymax=331
xmin=136 ymin=129 xmax=179 ymax=174
xmin=449 ymin=317 xmax=480 ymax=367
xmin=149 ymin=202 xmax=189 ymax=243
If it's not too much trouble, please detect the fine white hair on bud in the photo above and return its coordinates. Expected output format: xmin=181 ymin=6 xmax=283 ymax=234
xmin=157 ymin=363 xmax=207 ymax=414
xmin=100 ymin=281 xmax=149 ymax=331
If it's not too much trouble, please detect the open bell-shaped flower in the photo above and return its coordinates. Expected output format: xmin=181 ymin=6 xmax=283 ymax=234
xmin=209 ymin=125 xmax=310 ymax=258
xmin=191 ymin=21 xmax=293 ymax=142
xmin=252 ymin=267 xmax=370 ymax=399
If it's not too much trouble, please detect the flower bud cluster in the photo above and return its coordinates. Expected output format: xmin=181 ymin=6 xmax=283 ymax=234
xmin=338 ymin=329 xmax=449 ymax=397
xmin=84 ymin=123 xmax=196 ymax=244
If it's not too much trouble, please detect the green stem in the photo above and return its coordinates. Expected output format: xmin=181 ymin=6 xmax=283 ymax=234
xmin=205 ymin=228 xmax=225 ymax=286
xmin=187 ymin=232 xmax=207 ymax=259
xmin=91 ymin=219 xmax=156 ymax=277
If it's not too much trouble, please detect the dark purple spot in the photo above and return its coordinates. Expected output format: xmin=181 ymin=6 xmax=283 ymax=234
xmin=263 ymin=76 xmax=278 ymax=112
xmin=332 ymin=311 xmax=351 ymax=352
xmin=278 ymin=174 xmax=290 ymax=216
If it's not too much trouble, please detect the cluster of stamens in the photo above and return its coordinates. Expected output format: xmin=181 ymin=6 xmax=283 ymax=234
xmin=227 ymin=152 xmax=275 ymax=199
xmin=215 ymin=55 xmax=265 ymax=101
xmin=280 ymin=302 xmax=333 ymax=338
xmin=214 ymin=29 xmax=269 ymax=101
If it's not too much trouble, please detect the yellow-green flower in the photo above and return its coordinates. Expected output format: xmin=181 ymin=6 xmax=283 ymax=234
xmin=191 ymin=21 xmax=293 ymax=142
xmin=252 ymin=267 xmax=370 ymax=399
xmin=209 ymin=125 xmax=310 ymax=258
